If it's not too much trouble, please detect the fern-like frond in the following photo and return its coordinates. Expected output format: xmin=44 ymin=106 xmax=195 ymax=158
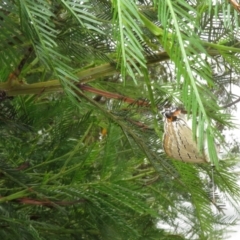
xmin=112 ymin=0 xmax=146 ymax=82
xmin=147 ymin=0 xmax=223 ymax=165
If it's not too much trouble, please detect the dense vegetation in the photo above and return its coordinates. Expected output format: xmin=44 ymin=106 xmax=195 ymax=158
xmin=1 ymin=0 xmax=240 ymax=239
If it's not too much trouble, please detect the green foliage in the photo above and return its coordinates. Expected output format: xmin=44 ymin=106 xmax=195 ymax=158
xmin=112 ymin=0 xmax=146 ymax=82
xmin=1 ymin=0 xmax=240 ymax=239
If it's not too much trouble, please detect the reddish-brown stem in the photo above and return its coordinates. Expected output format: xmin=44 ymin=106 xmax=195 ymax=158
xmin=126 ymin=118 xmax=151 ymax=130
xmin=17 ymin=197 xmax=85 ymax=207
xmin=78 ymin=84 xmax=149 ymax=107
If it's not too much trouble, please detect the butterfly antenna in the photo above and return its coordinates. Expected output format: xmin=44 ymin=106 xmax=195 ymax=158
xmin=211 ymin=164 xmax=215 ymax=203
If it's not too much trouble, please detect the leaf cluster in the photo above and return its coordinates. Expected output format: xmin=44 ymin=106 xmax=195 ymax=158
xmin=1 ymin=0 xmax=240 ymax=239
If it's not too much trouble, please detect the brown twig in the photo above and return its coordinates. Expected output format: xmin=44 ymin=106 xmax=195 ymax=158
xmin=126 ymin=118 xmax=152 ymax=130
xmin=17 ymin=197 xmax=86 ymax=207
xmin=7 ymin=47 xmax=33 ymax=82
xmin=16 ymin=162 xmax=30 ymax=171
xmin=221 ymin=96 xmax=240 ymax=109
xmin=78 ymin=84 xmax=150 ymax=107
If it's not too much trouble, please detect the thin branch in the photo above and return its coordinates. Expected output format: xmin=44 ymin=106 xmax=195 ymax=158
xmin=221 ymin=96 xmax=240 ymax=109
xmin=8 ymin=47 xmax=33 ymax=82
xmin=78 ymin=84 xmax=150 ymax=107
xmin=16 ymin=197 xmax=86 ymax=207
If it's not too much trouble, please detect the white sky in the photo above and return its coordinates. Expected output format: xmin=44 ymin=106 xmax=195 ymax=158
xmin=223 ymin=86 xmax=240 ymax=240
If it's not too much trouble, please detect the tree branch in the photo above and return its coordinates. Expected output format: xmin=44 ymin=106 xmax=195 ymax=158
xmin=221 ymin=96 xmax=240 ymax=109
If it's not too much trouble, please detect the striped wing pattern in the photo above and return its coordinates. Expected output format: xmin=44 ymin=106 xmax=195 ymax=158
xmin=163 ymin=109 xmax=207 ymax=163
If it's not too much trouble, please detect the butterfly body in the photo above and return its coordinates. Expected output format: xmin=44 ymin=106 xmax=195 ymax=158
xmin=163 ymin=108 xmax=207 ymax=163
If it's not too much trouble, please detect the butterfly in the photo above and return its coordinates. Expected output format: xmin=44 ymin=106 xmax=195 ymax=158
xmin=163 ymin=108 xmax=207 ymax=163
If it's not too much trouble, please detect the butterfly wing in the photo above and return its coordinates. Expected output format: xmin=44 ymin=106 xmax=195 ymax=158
xmin=163 ymin=115 xmax=206 ymax=163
